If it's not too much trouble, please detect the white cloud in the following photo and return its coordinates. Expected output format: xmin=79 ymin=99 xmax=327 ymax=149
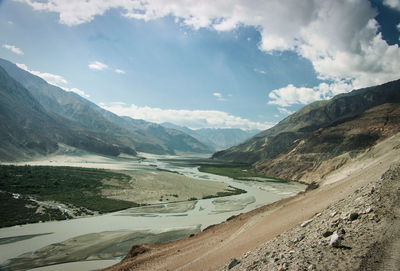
xmin=3 ymin=44 xmax=24 ymax=55
xmin=213 ymin=92 xmax=222 ymax=98
xmin=254 ymin=68 xmax=267 ymax=75
xmin=268 ymin=84 xmax=325 ymax=107
xmin=8 ymin=21 xmax=14 ymax=25
xmin=383 ymin=0 xmax=400 ymax=11
xmin=88 ymin=61 xmax=108 ymax=70
xmin=16 ymin=63 xmax=90 ymax=98
xmin=64 ymin=87 xmax=90 ymax=98
xmin=16 ymin=63 xmax=67 ymax=85
xmin=115 ymin=69 xmax=126 ymax=74
xmin=18 ymin=0 xmax=400 ymax=105
xmin=213 ymin=92 xmax=227 ymax=101
xmin=277 ymin=107 xmax=294 ymax=115
xmin=268 ymin=81 xmax=354 ymax=107
xmin=99 ymin=102 xmax=272 ymax=130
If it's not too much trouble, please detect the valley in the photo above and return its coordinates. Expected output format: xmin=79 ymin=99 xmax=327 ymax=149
xmin=2 ymin=2 xmax=400 ymax=270
xmin=0 ymin=153 xmax=305 ymax=271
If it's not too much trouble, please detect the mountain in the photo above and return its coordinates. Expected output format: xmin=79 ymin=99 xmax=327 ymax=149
xmin=254 ymin=102 xmax=400 ymax=182
xmin=0 ymin=66 xmax=134 ymax=160
xmin=0 ymin=58 xmax=212 ymax=159
xmin=161 ymin=122 xmax=259 ymax=151
xmin=213 ymin=79 xmax=400 ymax=181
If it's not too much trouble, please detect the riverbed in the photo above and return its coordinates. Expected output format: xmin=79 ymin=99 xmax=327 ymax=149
xmin=0 ymin=154 xmax=306 ymax=271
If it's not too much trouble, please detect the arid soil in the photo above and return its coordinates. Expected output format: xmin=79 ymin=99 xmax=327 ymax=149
xmin=101 ymin=169 xmax=233 ymax=204
xmin=105 ymin=135 xmax=400 ymax=271
xmin=220 ymin=164 xmax=400 ymax=271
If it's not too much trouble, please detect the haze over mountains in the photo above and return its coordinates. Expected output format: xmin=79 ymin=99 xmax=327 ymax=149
xmin=0 ymin=58 xmax=215 ymax=160
xmin=161 ymin=122 xmax=259 ymax=151
xmin=213 ymin=79 xmax=400 ymax=182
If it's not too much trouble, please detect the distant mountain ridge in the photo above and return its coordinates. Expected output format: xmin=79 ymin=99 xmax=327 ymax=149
xmin=0 ymin=66 xmax=131 ymax=160
xmin=213 ymin=79 xmax=400 ymax=163
xmin=161 ymin=122 xmax=259 ymax=151
xmin=0 ymin=58 xmax=212 ymax=160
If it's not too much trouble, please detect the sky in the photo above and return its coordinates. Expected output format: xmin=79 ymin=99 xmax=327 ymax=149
xmin=1 ymin=0 xmax=400 ymax=130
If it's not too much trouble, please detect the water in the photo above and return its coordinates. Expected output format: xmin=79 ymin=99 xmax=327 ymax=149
xmin=0 ymin=155 xmax=305 ymax=270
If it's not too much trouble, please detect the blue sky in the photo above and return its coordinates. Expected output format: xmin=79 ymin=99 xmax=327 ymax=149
xmin=1 ymin=0 xmax=400 ymax=130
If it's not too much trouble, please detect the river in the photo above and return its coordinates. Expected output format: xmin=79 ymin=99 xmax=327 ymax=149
xmin=0 ymin=155 xmax=306 ymax=271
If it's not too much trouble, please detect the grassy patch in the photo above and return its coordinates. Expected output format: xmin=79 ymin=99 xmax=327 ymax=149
xmin=0 ymin=165 xmax=141 ymax=227
xmin=202 ymin=185 xmax=246 ymax=199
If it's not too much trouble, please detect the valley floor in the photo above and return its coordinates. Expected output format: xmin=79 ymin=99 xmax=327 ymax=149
xmin=106 ymin=135 xmax=400 ymax=271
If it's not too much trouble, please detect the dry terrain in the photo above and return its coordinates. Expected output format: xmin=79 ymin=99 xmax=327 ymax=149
xmin=105 ymin=134 xmax=400 ymax=271
xmin=5 ymin=149 xmax=234 ymax=205
xmin=101 ymin=169 xmax=233 ymax=204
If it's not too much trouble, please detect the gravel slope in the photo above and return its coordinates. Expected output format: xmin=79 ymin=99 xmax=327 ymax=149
xmin=220 ymin=164 xmax=400 ymax=271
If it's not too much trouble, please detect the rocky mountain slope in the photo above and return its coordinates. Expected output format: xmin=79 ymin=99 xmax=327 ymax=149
xmin=213 ymin=79 xmax=400 ymax=183
xmin=255 ymin=102 xmax=400 ymax=183
xmin=0 ymin=66 xmax=131 ymax=160
xmin=161 ymin=122 xmax=259 ymax=150
xmin=221 ymin=162 xmax=400 ymax=271
xmin=0 ymin=58 xmax=211 ymax=159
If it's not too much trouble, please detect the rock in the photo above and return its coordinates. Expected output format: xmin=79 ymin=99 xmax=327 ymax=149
xmin=308 ymin=264 xmax=316 ymax=270
xmin=349 ymin=212 xmax=359 ymax=221
xmin=315 ymin=212 xmax=322 ymax=217
xmin=228 ymin=258 xmax=240 ymax=269
xmin=278 ymin=262 xmax=288 ymax=271
xmin=329 ymin=232 xmax=341 ymax=247
xmin=322 ymin=230 xmax=333 ymax=237
xmin=370 ymin=186 xmax=375 ymax=194
xmin=330 ymin=211 xmax=337 ymax=217
xmin=365 ymin=207 xmax=373 ymax=213
xmin=301 ymin=219 xmax=313 ymax=227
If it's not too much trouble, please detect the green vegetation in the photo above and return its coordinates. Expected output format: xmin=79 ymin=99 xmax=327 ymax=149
xmin=198 ymin=165 xmax=293 ymax=183
xmin=0 ymin=165 xmax=141 ymax=227
xmin=0 ymin=191 xmax=72 ymax=228
xmin=202 ymin=185 xmax=246 ymax=199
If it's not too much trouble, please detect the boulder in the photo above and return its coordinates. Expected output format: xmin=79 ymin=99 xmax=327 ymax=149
xmin=329 ymin=232 xmax=341 ymax=247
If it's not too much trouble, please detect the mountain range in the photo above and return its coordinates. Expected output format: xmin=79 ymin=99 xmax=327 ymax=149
xmin=213 ymin=79 xmax=400 ymax=182
xmin=0 ymin=58 xmax=213 ymax=160
xmin=161 ymin=122 xmax=259 ymax=151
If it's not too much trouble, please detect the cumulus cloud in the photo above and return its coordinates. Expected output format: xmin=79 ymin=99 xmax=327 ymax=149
xmin=99 ymin=102 xmax=272 ymax=130
xmin=64 ymin=87 xmax=90 ymax=98
xmin=16 ymin=63 xmax=90 ymax=98
xmin=16 ymin=63 xmax=67 ymax=85
xmin=115 ymin=69 xmax=125 ymax=74
xmin=268 ymin=81 xmax=354 ymax=107
xmin=277 ymin=107 xmax=294 ymax=115
xmin=88 ymin=61 xmax=108 ymax=70
xmin=383 ymin=0 xmax=400 ymax=11
xmin=18 ymin=0 xmax=400 ymax=106
xmin=3 ymin=44 xmax=24 ymax=55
